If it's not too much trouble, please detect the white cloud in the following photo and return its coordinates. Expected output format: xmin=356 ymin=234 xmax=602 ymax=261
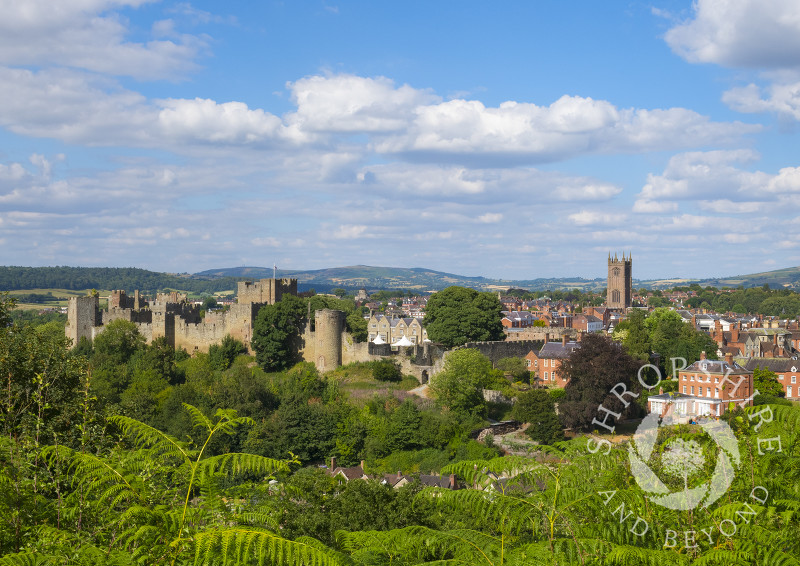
xmin=638 ymin=150 xmax=768 ymax=201
xmin=632 ymin=199 xmax=679 ymax=213
xmin=767 ymin=166 xmax=800 ymax=192
xmin=568 ymin=211 xmax=620 ymax=226
xmin=333 ymin=224 xmax=367 ymax=239
xmin=373 ymin=95 xmax=757 ymax=164
xmin=0 ymin=0 xmax=204 ymax=80
xmin=477 ymin=213 xmax=503 ymax=223
xmin=723 ymin=81 xmax=800 ymax=120
xmin=158 ymin=98 xmax=284 ymax=144
xmin=287 ymin=74 xmax=439 ymax=134
xmin=698 ymin=200 xmax=761 ymax=213
xmin=665 ymin=0 xmax=800 ymax=69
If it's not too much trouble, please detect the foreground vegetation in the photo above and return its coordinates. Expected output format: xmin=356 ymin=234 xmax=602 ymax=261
xmin=3 ymin=295 xmax=799 ymax=565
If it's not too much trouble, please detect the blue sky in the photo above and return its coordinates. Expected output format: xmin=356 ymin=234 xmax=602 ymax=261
xmin=1 ymin=1 xmax=800 ymax=280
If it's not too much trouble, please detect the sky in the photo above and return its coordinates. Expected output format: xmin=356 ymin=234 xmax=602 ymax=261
xmin=2 ymin=0 xmax=800 ymax=281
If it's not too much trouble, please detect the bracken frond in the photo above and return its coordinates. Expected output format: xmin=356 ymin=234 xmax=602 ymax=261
xmin=194 ymin=527 xmax=346 ymax=566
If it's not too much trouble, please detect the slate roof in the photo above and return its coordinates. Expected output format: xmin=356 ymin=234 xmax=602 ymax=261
xmin=742 ymin=358 xmax=800 ymax=373
xmin=681 ymin=359 xmax=749 ymax=375
xmin=538 ymin=341 xmax=580 ymax=359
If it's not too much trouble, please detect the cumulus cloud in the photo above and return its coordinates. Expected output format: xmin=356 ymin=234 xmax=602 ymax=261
xmin=638 ymin=150 xmax=769 ymax=202
xmin=568 ymin=210 xmax=621 ymax=226
xmin=723 ymin=82 xmax=800 ymax=120
xmin=665 ymin=0 xmax=800 ymax=69
xmin=0 ymin=0 xmax=205 ymax=80
xmin=158 ymin=98 xmax=285 ymax=144
xmin=373 ymin=95 xmax=757 ymax=164
xmin=287 ymin=74 xmax=439 ymax=133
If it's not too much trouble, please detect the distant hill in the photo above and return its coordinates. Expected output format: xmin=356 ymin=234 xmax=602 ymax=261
xmin=194 ymin=265 xmax=609 ymax=293
xmin=3 ymin=263 xmax=800 ymax=296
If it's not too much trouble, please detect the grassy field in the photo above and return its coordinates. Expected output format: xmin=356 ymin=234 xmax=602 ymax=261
xmin=8 ymin=288 xmax=112 ymax=310
xmin=326 ymin=362 xmax=422 ymax=405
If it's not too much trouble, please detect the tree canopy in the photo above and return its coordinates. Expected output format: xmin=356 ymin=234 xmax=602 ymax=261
xmin=423 ymin=286 xmax=504 ymax=347
xmin=558 ymin=333 xmax=644 ymax=431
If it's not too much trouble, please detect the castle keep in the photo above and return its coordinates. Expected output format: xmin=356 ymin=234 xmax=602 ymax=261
xmin=66 ymin=278 xmax=297 ymax=354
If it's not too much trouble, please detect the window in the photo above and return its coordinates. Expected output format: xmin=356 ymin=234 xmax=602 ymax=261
xmin=544 ymin=359 xmax=549 ymax=367
xmin=525 ymin=359 xmax=531 ymax=367
xmin=789 ymin=386 xmax=794 ymax=398
xmin=534 ymin=360 xmax=538 ymax=367
xmin=715 ymin=388 xmax=719 ymax=398
xmin=552 ymin=372 xmax=557 ymax=380
xmin=793 ymin=376 xmax=797 ymax=384
xmin=683 ymin=386 xmax=687 ymax=394
xmin=707 ymin=387 xmax=711 ymax=397
xmin=715 ymin=377 xmax=719 ymax=383
xmin=690 ymin=374 xmax=695 ymax=381
xmin=691 ymin=386 xmax=695 ymax=395
xmin=544 ymin=372 xmax=549 ymax=380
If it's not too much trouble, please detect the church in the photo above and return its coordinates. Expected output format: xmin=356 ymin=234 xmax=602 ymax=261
xmin=607 ymin=252 xmax=632 ymax=309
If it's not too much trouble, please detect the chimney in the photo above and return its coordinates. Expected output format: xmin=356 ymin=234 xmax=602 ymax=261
xmin=562 ymin=335 xmax=567 ymax=346
xmin=773 ymin=333 xmax=778 ymax=345
xmin=725 ymin=352 xmax=733 ymax=366
xmin=732 ymin=322 xmax=739 ymax=342
xmin=700 ymin=351 xmax=707 ymax=360
xmin=360 ymin=460 xmax=366 ymax=471
xmin=449 ymin=473 xmax=456 ymax=489
xmin=330 ymin=457 xmax=337 ymax=470
xmin=658 ymin=387 xmax=664 ymax=395
xmin=544 ymin=333 xmax=549 ymax=344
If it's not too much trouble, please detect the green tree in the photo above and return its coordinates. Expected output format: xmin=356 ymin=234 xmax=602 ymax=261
xmin=92 ymin=318 xmax=145 ymax=366
xmin=495 ymin=357 xmax=530 ymax=383
xmin=373 ymin=359 xmax=402 ymax=382
xmin=251 ymin=295 xmax=307 ymax=371
xmin=512 ymin=389 xmax=564 ymax=444
xmin=429 ymin=348 xmax=492 ymax=419
xmin=208 ymin=334 xmax=248 ymax=370
xmin=423 ymin=286 xmax=504 ymax=347
xmin=753 ymin=366 xmax=784 ymax=397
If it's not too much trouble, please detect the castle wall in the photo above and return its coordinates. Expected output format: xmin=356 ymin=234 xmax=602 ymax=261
xmin=238 ymin=278 xmax=297 ymax=305
xmin=66 ymin=296 xmax=100 ymax=345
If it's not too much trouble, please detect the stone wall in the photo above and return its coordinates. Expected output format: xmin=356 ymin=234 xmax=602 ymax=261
xmin=504 ymin=328 xmax=575 ymax=342
xmin=66 ymin=296 xmax=100 ymax=345
xmin=455 ymin=339 xmax=545 ymax=366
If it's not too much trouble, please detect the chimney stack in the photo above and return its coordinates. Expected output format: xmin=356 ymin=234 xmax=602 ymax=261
xmin=562 ymin=335 xmax=567 ymax=346
xmin=330 ymin=457 xmax=337 ymax=470
xmin=700 ymin=351 xmax=707 ymax=360
xmin=725 ymin=352 xmax=733 ymax=365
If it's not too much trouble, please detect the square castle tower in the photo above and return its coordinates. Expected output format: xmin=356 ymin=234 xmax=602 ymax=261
xmin=607 ymin=252 xmax=632 ymax=309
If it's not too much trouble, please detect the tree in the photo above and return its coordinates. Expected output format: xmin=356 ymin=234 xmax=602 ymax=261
xmin=429 ymin=348 xmax=492 ymax=419
xmin=495 ymin=357 xmax=530 ymax=383
xmin=512 ymin=389 xmax=563 ymax=444
xmin=208 ymin=334 xmax=248 ymax=370
xmin=92 ymin=319 xmax=145 ymax=366
xmin=373 ymin=359 xmax=402 ymax=382
xmin=251 ymin=295 xmax=307 ymax=371
xmin=423 ymin=286 xmax=504 ymax=347
xmin=558 ymin=333 xmax=644 ymax=431
xmin=753 ymin=366 xmax=784 ymax=397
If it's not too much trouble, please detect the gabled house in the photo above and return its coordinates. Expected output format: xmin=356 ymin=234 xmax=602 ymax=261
xmin=647 ymin=352 xmax=754 ymax=419
xmin=525 ymin=335 xmax=580 ymax=388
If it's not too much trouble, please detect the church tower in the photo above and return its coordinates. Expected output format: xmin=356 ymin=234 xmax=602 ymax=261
xmin=607 ymin=252 xmax=632 ymax=309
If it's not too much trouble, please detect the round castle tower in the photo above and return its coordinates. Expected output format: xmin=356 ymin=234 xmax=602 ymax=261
xmin=314 ymin=309 xmax=344 ymax=373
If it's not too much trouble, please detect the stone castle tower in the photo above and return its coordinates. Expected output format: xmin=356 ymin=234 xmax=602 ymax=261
xmin=607 ymin=252 xmax=632 ymax=309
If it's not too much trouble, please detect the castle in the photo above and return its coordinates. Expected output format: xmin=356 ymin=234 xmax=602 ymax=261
xmin=66 ymin=278 xmax=297 ymax=354
xmin=607 ymin=252 xmax=632 ymax=309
